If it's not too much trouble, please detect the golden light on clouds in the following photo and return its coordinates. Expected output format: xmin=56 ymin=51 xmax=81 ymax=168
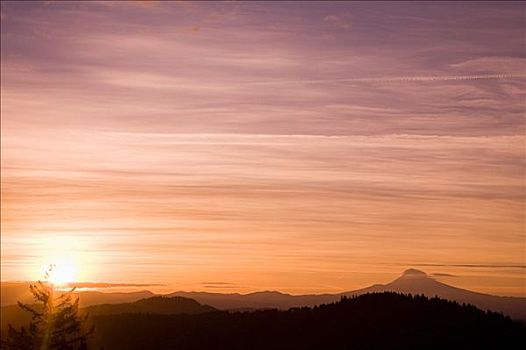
xmin=1 ymin=1 xmax=525 ymax=296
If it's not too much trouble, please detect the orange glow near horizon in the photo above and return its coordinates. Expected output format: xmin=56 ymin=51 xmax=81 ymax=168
xmin=1 ymin=1 xmax=525 ymax=297
xmin=32 ymin=236 xmax=90 ymax=285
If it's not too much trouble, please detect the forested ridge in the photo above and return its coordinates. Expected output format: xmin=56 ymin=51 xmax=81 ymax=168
xmin=89 ymin=292 xmax=526 ymax=350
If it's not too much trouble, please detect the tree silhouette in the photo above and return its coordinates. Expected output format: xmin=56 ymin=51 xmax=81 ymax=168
xmin=3 ymin=265 xmax=94 ymax=350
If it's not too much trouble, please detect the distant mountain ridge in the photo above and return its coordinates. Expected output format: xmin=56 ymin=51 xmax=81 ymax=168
xmin=87 ymin=296 xmax=216 ymax=316
xmin=2 ymin=269 xmax=525 ymax=319
xmin=342 ymin=269 xmax=526 ymax=319
xmin=168 ymin=269 xmax=526 ymax=319
xmin=1 ymin=296 xmax=215 ymax=332
xmin=0 ymin=282 xmax=155 ymax=307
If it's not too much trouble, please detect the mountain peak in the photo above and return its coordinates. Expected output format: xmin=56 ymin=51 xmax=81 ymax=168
xmin=402 ymin=268 xmax=428 ymax=277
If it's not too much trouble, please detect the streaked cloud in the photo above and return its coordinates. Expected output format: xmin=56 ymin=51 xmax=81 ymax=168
xmin=68 ymin=282 xmax=165 ymax=289
xmin=1 ymin=1 xmax=524 ymax=296
xmin=417 ymin=264 xmax=526 ymax=270
xmin=432 ymin=273 xmax=459 ymax=278
xmin=324 ymin=14 xmax=352 ymax=29
xmin=201 ymin=282 xmax=241 ymax=290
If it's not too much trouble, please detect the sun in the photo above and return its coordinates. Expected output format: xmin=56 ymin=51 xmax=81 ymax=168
xmin=43 ymin=258 xmax=78 ymax=286
xmin=42 ymin=254 xmax=77 ymax=287
xmin=34 ymin=235 xmax=91 ymax=286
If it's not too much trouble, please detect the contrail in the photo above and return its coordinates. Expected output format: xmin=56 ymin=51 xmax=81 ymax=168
xmin=247 ymin=73 xmax=526 ymax=86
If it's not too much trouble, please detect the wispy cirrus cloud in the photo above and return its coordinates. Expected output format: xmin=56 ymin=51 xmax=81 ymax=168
xmin=67 ymin=282 xmax=165 ymax=289
xmin=201 ymin=282 xmax=241 ymax=289
xmin=324 ymin=14 xmax=352 ymax=29
xmin=417 ymin=264 xmax=526 ymax=270
xmin=431 ymin=273 xmax=459 ymax=278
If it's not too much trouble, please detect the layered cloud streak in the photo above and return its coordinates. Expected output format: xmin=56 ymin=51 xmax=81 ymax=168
xmin=1 ymin=1 xmax=524 ymax=295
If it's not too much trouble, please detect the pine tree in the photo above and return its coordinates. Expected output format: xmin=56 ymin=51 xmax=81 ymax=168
xmin=3 ymin=265 xmax=94 ymax=350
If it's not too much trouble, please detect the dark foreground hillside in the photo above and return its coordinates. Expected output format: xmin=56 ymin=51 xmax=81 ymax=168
xmin=90 ymin=292 xmax=526 ymax=350
xmin=87 ymin=296 xmax=217 ymax=316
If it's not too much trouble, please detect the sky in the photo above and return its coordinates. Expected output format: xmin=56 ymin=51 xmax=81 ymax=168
xmin=1 ymin=1 xmax=525 ymax=296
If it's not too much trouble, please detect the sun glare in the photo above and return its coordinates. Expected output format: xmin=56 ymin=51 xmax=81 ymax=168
xmin=34 ymin=236 xmax=90 ymax=286
xmin=44 ymin=259 xmax=77 ymax=286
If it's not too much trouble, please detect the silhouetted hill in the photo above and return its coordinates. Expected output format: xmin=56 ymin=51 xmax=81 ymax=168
xmin=87 ymin=296 xmax=216 ymax=316
xmin=0 ymin=282 xmax=154 ymax=307
xmin=168 ymin=269 xmax=526 ymax=319
xmin=0 ymin=282 xmax=33 ymax=307
xmin=76 ymin=290 xmax=155 ymax=307
xmin=343 ymin=269 xmax=526 ymax=320
xmin=89 ymin=292 xmax=526 ymax=350
xmin=1 ymin=296 xmax=215 ymax=336
xmin=4 ymin=269 xmax=525 ymax=319
xmin=168 ymin=290 xmax=338 ymax=310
